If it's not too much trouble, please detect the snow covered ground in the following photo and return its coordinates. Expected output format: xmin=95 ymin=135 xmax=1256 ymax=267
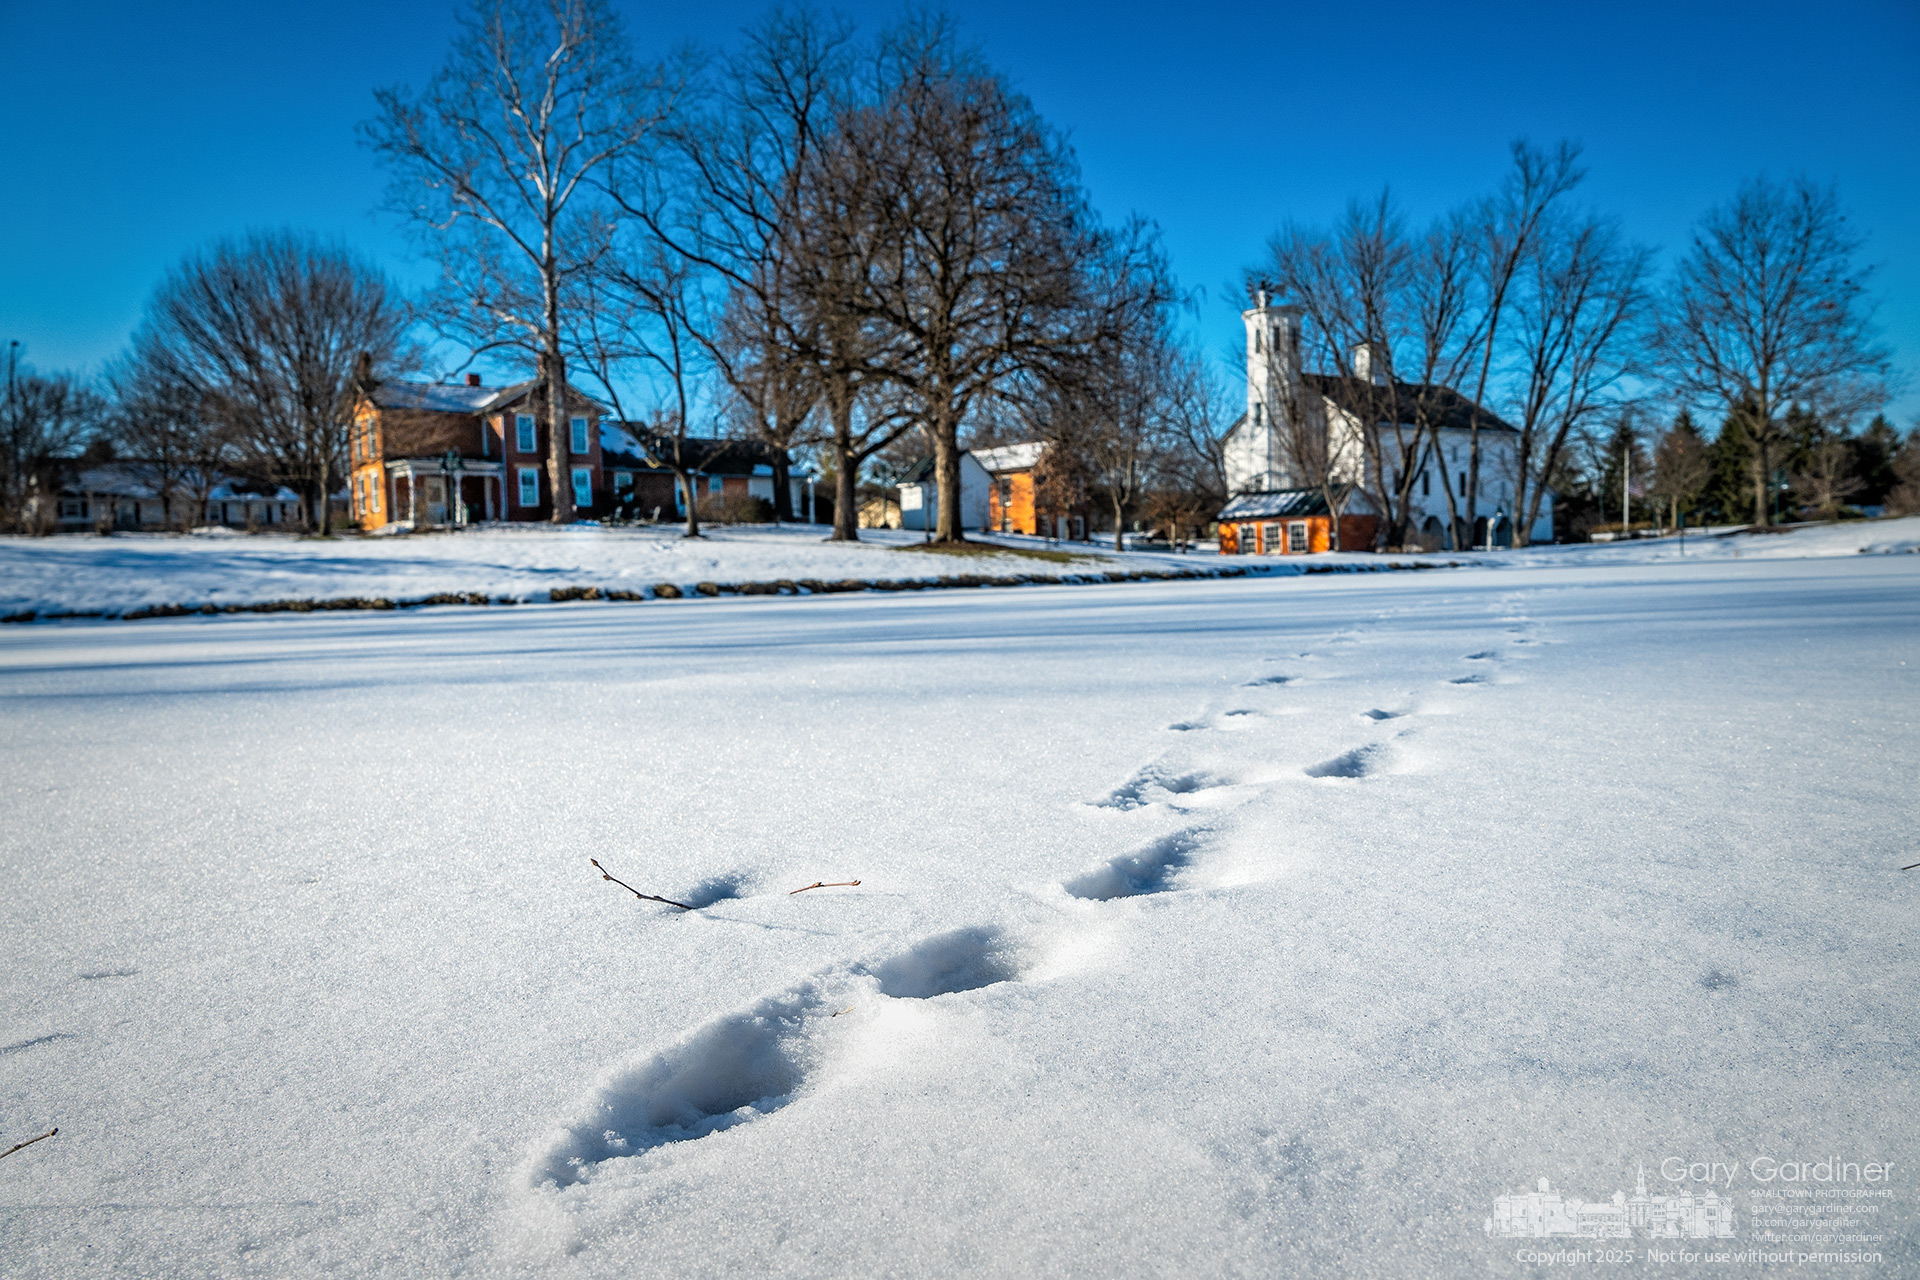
xmin=0 ymin=524 xmax=1218 ymax=619
xmin=1 ymin=548 xmax=1916 ymax=1277
xmin=1 ymin=516 xmax=1916 ymax=621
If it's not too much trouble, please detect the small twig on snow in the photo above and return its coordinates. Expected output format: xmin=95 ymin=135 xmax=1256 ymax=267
xmin=789 ymin=880 xmax=861 ymax=895
xmin=1903 ymin=861 xmax=1918 ymax=871
xmin=831 ymin=1006 xmax=854 ymax=1017
xmin=591 ymin=859 xmax=694 ymax=911
xmin=1 ymin=1128 xmax=57 ymax=1160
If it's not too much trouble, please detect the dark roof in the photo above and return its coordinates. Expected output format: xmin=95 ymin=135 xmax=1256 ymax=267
xmin=1218 ymin=485 xmax=1375 ymax=521
xmin=1303 ymin=375 xmax=1517 ymax=434
xmin=600 ymin=428 xmax=788 ymax=475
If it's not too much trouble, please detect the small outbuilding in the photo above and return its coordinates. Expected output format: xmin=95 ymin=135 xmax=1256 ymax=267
xmin=1218 ymin=487 xmax=1378 ymax=555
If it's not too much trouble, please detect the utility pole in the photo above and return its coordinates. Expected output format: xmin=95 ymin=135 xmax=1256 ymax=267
xmin=6 ymin=341 xmax=18 ymax=527
xmin=1622 ymin=443 xmax=1630 ymax=536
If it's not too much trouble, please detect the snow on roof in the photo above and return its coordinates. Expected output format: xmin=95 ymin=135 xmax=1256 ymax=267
xmin=972 ymin=442 xmax=1045 ymax=474
xmin=370 ymin=382 xmax=503 ymax=413
xmin=1218 ymin=485 xmax=1375 ymax=520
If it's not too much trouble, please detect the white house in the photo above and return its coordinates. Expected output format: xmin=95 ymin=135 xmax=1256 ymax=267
xmin=1223 ymin=293 xmax=1552 ymax=548
xmin=897 ymin=452 xmax=992 ymax=532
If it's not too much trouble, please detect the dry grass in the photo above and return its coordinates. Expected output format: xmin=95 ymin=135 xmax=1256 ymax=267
xmin=894 ymin=539 xmax=1101 ymax=565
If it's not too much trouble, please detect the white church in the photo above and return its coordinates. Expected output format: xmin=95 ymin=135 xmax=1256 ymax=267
xmin=1219 ymin=292 xmax=1552 ymax=551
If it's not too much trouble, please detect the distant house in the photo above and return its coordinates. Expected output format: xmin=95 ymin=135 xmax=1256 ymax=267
xmin=1222 ymin=293 xmax=1553 ymax=550
xmin=347 ymin=369 xmax=607 ymax=529
xmin=50 ymin=462 xmax=308 ymax=531
xmin=598 ymin=426 xmax=812 ymax=521
xmin=896 ymin=453 xmax=991 ymax=531
xmin=974 ymin=442 xmax=1089 ymax=540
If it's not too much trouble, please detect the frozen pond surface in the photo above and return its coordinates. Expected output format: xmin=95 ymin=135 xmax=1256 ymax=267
xmin=2 ymin=554 xmax=1916 ymax=1277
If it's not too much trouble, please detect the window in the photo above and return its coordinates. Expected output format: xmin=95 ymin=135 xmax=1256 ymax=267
xmin=570 ymin=417 xmax=589 ymax=454
xmin=709 ymin=475 xmax=722 ymax=494
xmin=371 ymin=481 xmax=381 ymax=514
xmin=1458 ymin=471 xmax=1467 ymax=497
xmin=572 ymin=467 xmax=592 ymax=510
xmin=1422 ymin=471 xmax=1431 ymax=497
xmin=516 ymin=415 xmax=536 ymax=453
xmin=1288 ymin=521 xmax=1309 ymax=553
xmin=1261 ymin=522 xmax=1280 ymax=553
xmin=518 ymin=466 xmax=540 ymax=508
xmin=61 ymin=498 xmax=87 ymax=518
xmin=614 ymin=471 xmax=633 ymax=495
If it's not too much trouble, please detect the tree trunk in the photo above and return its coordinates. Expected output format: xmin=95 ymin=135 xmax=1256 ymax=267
xmin=933 ymin=420 xmax=965 ymax=543
xmin=317 ymin=449 xmax=332 ymax=536
xmin=544 ymin=349 xmax=575 ymax=523
xmin=770 ymin=451 xmax=793 ymax=522
xmin=831 ymin=440 xmax=859 ymax=542
xmin=825 ymin=379 xmax=860 ymax=542
xmin=674 ymin=465 xmax=701 ymax=538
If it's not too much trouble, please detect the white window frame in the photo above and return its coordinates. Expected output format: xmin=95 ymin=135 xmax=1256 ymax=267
xmin=1288 ymin=521 xmax=1309 ymax=553
xmin=517 ymin=466 xmax=540 ymax=508
xmin=570 ymin=416 xmax=589 ymax=454
xmin=571 ymin=467 xmax=592 ymax=510
xmin=516 ymin=414 xmax=537 ymax=454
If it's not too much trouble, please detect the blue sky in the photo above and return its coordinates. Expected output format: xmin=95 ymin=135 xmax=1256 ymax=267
xmin=3 ymin=0 xmax=1916 ymax=423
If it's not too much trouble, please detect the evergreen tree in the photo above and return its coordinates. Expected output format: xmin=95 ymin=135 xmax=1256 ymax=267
xmin=1852 ymin=415 xmax=1901 ymax=508
xmin=1704 ymin=400 xmax=1758 ymax=524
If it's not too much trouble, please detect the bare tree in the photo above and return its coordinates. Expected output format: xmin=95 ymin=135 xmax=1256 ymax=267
xmin=1789 ymin=425 xmax=1864 ymax=519
xmin=1505 ymin=211 xmax=1652 ymax=545
xmin=1457 ymin=140 xmax=1586 ymax=544
xmin=1 ymin=358 xmax=104 ymax=532
xmin=1650 ymin=410 xmax=1712 ymax=529
xmin=1655 ymin=175 xmax=1890 ymax=525
xmin=121 ymin=232 xmax=407 ymax=533
xmin=570 ymin=242 xmax=720 ymax=537
xmin=610 ymin=8 xmax=896 ymax=540
xmin=364 ymin=0 xmax=676 ymax=523
xmin=108 ymin=357 xmax=235 ymax=530
xmin=1257 ymin=194 xmax=1411 ymax=548
xmin=849 ymin=20 xmax=1144 ymax=543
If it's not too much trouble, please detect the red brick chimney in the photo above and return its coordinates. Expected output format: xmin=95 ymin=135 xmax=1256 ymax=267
xmin=465 ymin=373 xmax=482 ymax=387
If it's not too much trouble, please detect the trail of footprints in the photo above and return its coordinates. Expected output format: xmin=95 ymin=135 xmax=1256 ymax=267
xmin=530 ymin=603 xmax=1545 ymax=1191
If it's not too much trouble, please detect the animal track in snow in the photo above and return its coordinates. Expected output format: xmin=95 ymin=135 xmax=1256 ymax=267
xmin=862 ymin=926 xmax=1027 ymax=999
xmin=1242 ymin=673 xmax=1297 ymax=687
xmin=1466 ymin=651 xmax=1499 ymax=661
xmin=1303 ymin=743 xmax=1394 ymax=780
xmin=1359 ymin=707 xmax=1407 ymax=721
xmin=535 ymin=989 xmax=819 ymax=1185
xmin=1062 ymin=830 xmax=1205 ymax=901
xmin=534 ymin=927 xmax=1038 ymax=1186
xmin=1448 ymin=673 xmax=1488 ymax=685
xmin=1095 ymin=762 xmax=1228 ymax=810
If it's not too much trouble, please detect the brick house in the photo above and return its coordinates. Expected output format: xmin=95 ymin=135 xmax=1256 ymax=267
xmin=347 ymin=369 xmax=607 ymax=529
xmin=599 ymin=424 xmax=811 ymax=521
